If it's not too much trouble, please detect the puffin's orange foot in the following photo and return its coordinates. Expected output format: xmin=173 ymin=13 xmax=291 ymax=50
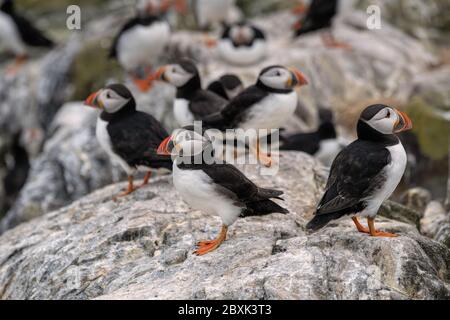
xmin=112 ymin=176 xmax=136 ymax=201
xmin=138 ymin=172 xmax=152 ymax=188
xmin=370 ymin=231 xmax=399 ymax=238
xmin=196 ymin=240 xmax=215 ymax=247
xmin=352 ymin=217 xmax=370 ymax=234
xmin=194 ymin=225 xmax=228 ymax=256
xmin=203 ymin=36 xmax=217 ymax=48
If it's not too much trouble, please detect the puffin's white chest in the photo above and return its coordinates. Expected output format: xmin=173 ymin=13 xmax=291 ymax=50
xmin=217 ymin=39 xmax=266 ymax=65
xmin=116 ymin=21 xmax=170 ymax=70
xmin=0 ymin=11 xmax=26 ymax=55
xmin=96 ymin=117 xmax=134 ymax=175
xmin=172 ymin=163 xmax=241 ymax=225
xmin=173 ymin=98 xmax=194 ymax=127
xmin=361 ymin=142 xmax=407 ymax=217
xmin=241 ymin=91 xmax=297 ymax=130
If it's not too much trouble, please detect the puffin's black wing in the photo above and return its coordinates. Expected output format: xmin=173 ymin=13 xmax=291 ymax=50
xmin=189 ymin=90 xmax=228 ymax=119
xmin=296 ymin=0 xmax=338 ymax=36
xmin=307 ymin=140 xmax=390 ymax=230
xmin=9 ymin=12 xmax=54 ymax=47
xmin=219 ymin=85 xmax=268 ymax=127
xmin=107 ymin=111 xmax=172 ymax=170
xmin=109 ymin=16 xmax=159 ymax=58
xmin=207 ymin=81 xmax=228 ymax=100
xmin=201 ymin=163 xmax=288 ymax=216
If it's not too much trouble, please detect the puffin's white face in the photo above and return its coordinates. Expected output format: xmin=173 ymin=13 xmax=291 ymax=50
xmin=229 ymin=25 xmax=254 ymax=44
xmin=363 ymin=107 xmax=399 ymax=134
xmin=156 ymin=64 xmax=195 ymax=87
xmin=158 ymin=128 xmax=212 ymax=159
xmin=259 ymin=66 xmax=307 ymax=90
xmin=84 ymin=87 xmax=131 ymax=113
xmin=137 ymin=0 xmax=161 ymax=15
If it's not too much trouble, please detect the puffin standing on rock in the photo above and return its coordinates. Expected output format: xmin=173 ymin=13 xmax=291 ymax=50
xmin=0 ymin=0 xmax=54 ymax=74
xmin=157 ymin=127 xmax=289 ymax=255
xmin=84 ymin=84 xmax=172 ymax=200
xmin=217 ymin=21 xmax=267 ymax=66
xmin=155 ymin=59 xmax=228 ymax=127
xmin=306 ymin=104 xmax=413 ymax=237
xmin=203 ymin=65 xmax=308 ymax=167
xmin=109 ymin=0 xmax=180 ymax=92
xmin=207 ymin=74 xmax=244 ymax=100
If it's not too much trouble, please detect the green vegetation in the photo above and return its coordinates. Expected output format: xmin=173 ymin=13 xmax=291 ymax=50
xmin=405 ymin=98 xmax=450 ymax=161
xmin=70 ymin=40 xmax=124 ymax=101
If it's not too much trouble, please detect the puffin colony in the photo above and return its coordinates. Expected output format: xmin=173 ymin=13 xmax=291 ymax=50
xmin=0 ymin=0 xmax=414 ymax=257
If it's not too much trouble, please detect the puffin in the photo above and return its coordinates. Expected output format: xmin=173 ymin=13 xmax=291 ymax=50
xmin=157 ymin=127 xmax=289 ymax=255
xmin=109 ymin=0 xmax=176 ymax=92
xmin=155 ymin=59 xmax=228 ymax=127
xmin=217 ymin=21 xmax=267 ymax=66
xmin=193 ymin=0 xmax=236 ymax=30
xmin=84 ymin=83 xmax=172 ymax=200
xmin=206 ymin=74 xmax=244 ymax=100
xmin=292 ymin=0 xmax=349 ymax=49
xmin=0 ymin=0 xmax=53 ymax=73
xmin=306 ymin=104 xmax=413 ymax=237
xmin=280 ymin=108 xmax=343 ymax=166
xmin=203 ymin=65 xmax=308 ymax=167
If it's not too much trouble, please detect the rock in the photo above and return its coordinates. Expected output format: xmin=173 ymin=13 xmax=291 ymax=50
xmin=400 ymin=187 xmax=432 ymax=214
xmin=0 ymin=152 xmax=449 ymax=300
xmin=378 ymin=200 xmax=422 ymax=228
xmin=421 ymin=201 xmax=450 ymax=248
xmin=0 ymin=102 xmax=125 ymax=234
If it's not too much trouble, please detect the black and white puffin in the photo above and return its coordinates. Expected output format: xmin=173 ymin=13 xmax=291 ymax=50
xmin=155 ymin=59 xmax=228 ymax=127
xmin=84 ymin=83 xmax=172 ymax=200
xmin=206 ymin=74 xmax=243 ymax=100
xmin=193 ymin=0 xmax=236 ymax=30
xmin=217 ymin=21 xmax=267 ymax=66
xmin=292 ymin=0 xmax=350 ymax=49
xmin=109 ymin=0 xmax=175 ymax=92
xmin=203 ymin=65 xmax=308 ymax=166
xmin=157 ymin=127 xmax=288 ymax=255
xmin=0 ymin=0 xmax=53 ymax=73
xmin=280 ymin=108 xmax=343 ymax=166
xmin=306 ymin=104 xmax=413 ymax=237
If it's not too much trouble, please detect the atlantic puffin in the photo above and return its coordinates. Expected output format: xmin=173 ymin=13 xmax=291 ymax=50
xmin=217 ymin=21 xmax=267 ymax=66
xmin=84 ymin=83 xmax=172 ymax=200
xmin=155 ymin=59 xmax=228 ymax=127
xmin=206 ymin=74 xmax=243 ymax=100
xmin=109 ymin=0 xmax=174 ymax=92
xmin=293 ymin=0 xmax=349 ymax=49
xmin=193 ymin=0 xmax=236 ymax=30
xmin=280 ymin=109 xmax=342 ymax=166
xmin=306 ymin=104 xmax=413 ymax=237
xmin=203 ymin=65 xmax=308 ymax=167
xmin=0 ymin=0 xmax=53 ymax=73
xmin=157 ymin=127 xmax=288 ymax=255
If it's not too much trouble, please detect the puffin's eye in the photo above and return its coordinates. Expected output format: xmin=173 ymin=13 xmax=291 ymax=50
xmin=106 ymin=92 xmax=111 ymax=99
xmin=386 ymin=111 xmax=391 ymax=118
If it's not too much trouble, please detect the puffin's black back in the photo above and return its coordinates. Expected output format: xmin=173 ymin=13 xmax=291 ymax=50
xmin=295 ymin=0 xmax=338 ymax=36
xmin=2 ymin=0 xmax=54 ymax=47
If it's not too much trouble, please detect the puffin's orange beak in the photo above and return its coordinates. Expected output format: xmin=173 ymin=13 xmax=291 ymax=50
xmin=288 ymin=68 xmax=308 ymax=87
xmin=394 ymin=109 xmax=413 ymax=133
xmin=292 ymin=3 xmax=307 ymax=15
xmin=154 ymin=66 xmax=167 ymax=82
xmin=84 ymin=91 xmax=101 ymax=108
xmin=157 ymin=136 xmax=173 ymax=155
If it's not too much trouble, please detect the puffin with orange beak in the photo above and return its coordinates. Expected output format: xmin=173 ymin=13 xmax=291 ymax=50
xmin=307 ymin=104 xmax=413 ymax=237
xmin=84 ymin=84 xmax=172 ymax=200
xmin=157 ymin=126 xmax=288 ymax=255
xmin=203 ymin=65 xmax=308 ymax=167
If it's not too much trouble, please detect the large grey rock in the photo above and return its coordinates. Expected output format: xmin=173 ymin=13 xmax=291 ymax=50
xmin=0 ymin=152 xmax=449 ymax=300
xmin=421 ymin=201 xmax=450 ymax=249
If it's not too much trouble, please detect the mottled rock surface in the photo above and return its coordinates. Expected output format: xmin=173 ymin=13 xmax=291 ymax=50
xmin=0 ymin=152 xmax=449 ymax=300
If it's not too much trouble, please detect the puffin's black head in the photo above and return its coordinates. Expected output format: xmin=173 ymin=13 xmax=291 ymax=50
xmin=155 ymin=59 xmax=201 ymax=89
xmin=219 ymin=74 xmax=243 ymax=91
xmin=257 ymin=65 xmax=308 ymax=91
xmin=1 ymin=0 xmax=14 ymax=13
xmin=222 ymin=21 xmax=266 ymax=45
xmin=358 ymin=104 xmax=413 ymax=138
xmin=84 ymin=83 xmax=136 ymax=113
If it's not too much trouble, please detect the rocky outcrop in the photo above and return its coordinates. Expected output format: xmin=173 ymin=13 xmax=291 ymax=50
xmin=0 ymin=152 xmax=449 ymax=300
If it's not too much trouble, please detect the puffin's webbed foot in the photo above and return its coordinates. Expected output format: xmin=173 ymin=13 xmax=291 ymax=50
xmin=194 ymin=225 xmax=228 ymax=256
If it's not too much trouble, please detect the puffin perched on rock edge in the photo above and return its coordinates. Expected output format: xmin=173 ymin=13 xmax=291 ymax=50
xmin=157 ymin=127 xmax=289 ymax=255
xmin=0 ymin=0 xmax=54 ymax=73
xmin=155 ymin=59 xmax=228 ymax=127
xmin=306 ymin=104 xmax=413 ymax=237
xmin=84 ymin=83 xmax=172 ymax=200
